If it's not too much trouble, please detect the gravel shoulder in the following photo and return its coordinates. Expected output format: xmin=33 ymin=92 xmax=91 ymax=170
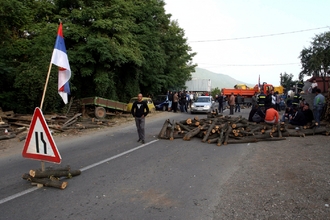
xmin=213 ymin=135 xmax=330 ymax=219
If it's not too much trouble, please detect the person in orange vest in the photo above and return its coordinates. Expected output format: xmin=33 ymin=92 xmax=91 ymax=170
xmin=264 ymin=106 xmax=279 ymax=124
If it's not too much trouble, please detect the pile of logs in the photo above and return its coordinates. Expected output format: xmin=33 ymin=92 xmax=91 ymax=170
xmin=0 ymin=107 xmax=127 ymax=141
xmin=158 ymin=114 xmax=330 ymax=145
xmin=22 ymin=166 xmax=81 ymax=189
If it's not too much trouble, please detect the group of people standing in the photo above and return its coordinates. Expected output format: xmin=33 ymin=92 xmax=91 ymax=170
xmin=215 ymin=93 xmax=244 ymax=115
xmin=166 ymin=90 xmax=195 ymax=113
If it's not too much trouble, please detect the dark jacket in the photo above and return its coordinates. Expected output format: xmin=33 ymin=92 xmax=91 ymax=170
xmin=235 ymin=95 xmax=243 ymax=104
xmin=217 ymin=95 xmax=223 ymax=103
xmin=289 ymin=110 xmax=306 ymax=126
xmin=303 ymin=109 xmax=314 ymax=123
xmin=258 ymin=93 xmax=266 ymax=106
xmin=168 ymin=92 xmax=173 ymax=101
xmin=131 ymin=100 xmax=149 ymax=118
xmin=265 ymin=94 xmax=272 ymax=108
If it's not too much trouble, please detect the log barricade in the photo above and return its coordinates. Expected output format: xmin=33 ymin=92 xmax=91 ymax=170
xmin=157 ymin=114 xmax=330 ymax=146
xmin=22 ymin=166 xmax=81 ymax=190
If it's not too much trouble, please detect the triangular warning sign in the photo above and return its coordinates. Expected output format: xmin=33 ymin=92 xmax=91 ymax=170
xmin=22 ymin=107 xmax=61 ymax=164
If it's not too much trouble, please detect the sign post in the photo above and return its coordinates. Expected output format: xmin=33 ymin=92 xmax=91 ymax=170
xmin=22 ymin=107 xmax=61 ymax=164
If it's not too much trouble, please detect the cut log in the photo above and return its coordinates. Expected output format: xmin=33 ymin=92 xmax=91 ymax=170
xmin=176 ymin=122 xmax=192 ymax=132
xmin=22 ymin=174 xmax=67 ymax=189
xmin=29 ymin=169 xmax=81 ymax=178
xmin=223 ymin=126 xmax=233 ymax=145
xmin=239 ymin=130 xmax=254 ymax=136
xmin=158 ymin=119 xmax=170 ymax=139
xmin=301 ymin=127 xmax=327 ymax=136
xmin=208 ymin=137 xmax=219 ymax=144
xmin=217 ymin=130 xmax=224 ymax=146
xmin=256 ymin=137 xmax=286 ymax=142
xmin=227 ymin=138 xmax=257 ymax=144
xmin=63 ymin=113 xmax=82 ymax=125
xmin=169 ymin=120 xmax=175 ymax=141
xmin=183 ymin=127 xmax=201 ymax=141
xmin=231 ymin=123 xmax=247 ymax=129
xmin=202 ymin=119 xmax=218 ymax=142
xmin=282 ymin=131 xmax=305 ymax=137
xmin=14 ymin=127 xmax=27 ymax=135
xmin=0 ymin=134 xmax=16 ymax=140
xmin=277 ymin=123 xmax=282 ymax=138
xmin=10 ymin=122 xmax=31 ymax=127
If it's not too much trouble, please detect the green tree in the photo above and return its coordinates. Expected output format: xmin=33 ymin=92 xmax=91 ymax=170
xmin=0 ymin=0 xmax=196 ymax=113
xmin=280 ymin=72 xmax=294 ymax=92
xmin=211 ymin=87 xmax=221 ymax=99
xmin=299 ymin=31 xmax=330 ymax=91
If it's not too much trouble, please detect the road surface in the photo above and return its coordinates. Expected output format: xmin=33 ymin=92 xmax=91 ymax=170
xmin=0 ymin=109 xmax=254 ymax=219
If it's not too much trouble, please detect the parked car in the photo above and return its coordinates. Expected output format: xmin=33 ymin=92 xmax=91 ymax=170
xmin=153 ymin=95 xmax=169 ymax=111
xmin=127 ymin=97 xmax=155 ymax=112
xmin=190 ymin=96 xmax=215 ymax=114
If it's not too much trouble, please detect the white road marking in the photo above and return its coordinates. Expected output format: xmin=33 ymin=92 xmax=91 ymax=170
xmin=0 ymin=139 xmax=159 ymax=205
xmin=0 ymin=188 xmax=38 ymax=205
xmin=80 ymin=139 xmax=159 ymax=172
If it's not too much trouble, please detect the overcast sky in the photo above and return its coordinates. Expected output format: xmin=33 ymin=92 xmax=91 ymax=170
xmin=164 ymin=0 xmax=330 ymax=86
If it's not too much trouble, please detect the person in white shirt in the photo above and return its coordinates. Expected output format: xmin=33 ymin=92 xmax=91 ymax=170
xmin=189 ymin=92 xmax=194 ymax=109
xmin=310 ymin=79 xmax=318 ymax=93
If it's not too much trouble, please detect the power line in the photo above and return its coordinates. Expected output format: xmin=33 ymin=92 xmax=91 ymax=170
xmin=189 ymin=26 xmax=329 ymax=43
xmin=198 ymin=62 xmax=300 ymax=67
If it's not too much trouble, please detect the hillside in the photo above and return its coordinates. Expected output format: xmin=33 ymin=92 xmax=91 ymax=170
xmin=191 ymin=67 xmax=255 ymax=89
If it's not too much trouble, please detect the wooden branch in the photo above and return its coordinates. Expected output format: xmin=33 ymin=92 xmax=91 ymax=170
xmin=202 ymin=119 xmax=218 ymax=142
xmin=223 ymin=126 xmax=233 ymax=145
xmin=29 ymin=169 xmax=81 ymax=178
xmin=169 ymin=120 xmax=175 ymax=140
xmin=208 ymin=136 xmax=219 ymax=144
xmin=227 ymin=138 xmax=257 ymax=144
xmin=62 ymin=113 xmax=82 ymax=127
xmin=0 ymin=134 xmax=16 ymax=140
xmin=176 ymin=122 xmax=192 ymax=132
xmin=22 ymin=174 xmax=67 ymax=189
xmin=158 ymin=119 xmax=170 ymax=139
xmin=277 ymin=123 xmax=282 ymax=138
xmin=256 ymin=137 xmax=286 ymax=142
xmin=183 ymin=127 xmax=201 ymax=141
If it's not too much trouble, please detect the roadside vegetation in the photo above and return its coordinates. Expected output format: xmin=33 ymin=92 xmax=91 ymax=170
xmin=0 ymin=0 xmax=196 ymax=113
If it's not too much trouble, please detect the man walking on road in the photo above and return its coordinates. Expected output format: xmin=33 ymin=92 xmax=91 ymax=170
xmin=229 ymin=93 xmax=235 ymax=115
xmin=131 ymin=93 xmax=149 ymax=144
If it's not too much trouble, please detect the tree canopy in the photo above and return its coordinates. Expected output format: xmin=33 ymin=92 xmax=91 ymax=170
xmin=299 ymin=31 xmax=330 ymax=80
xmin=0 ymin=0 xmax=196 ymax=113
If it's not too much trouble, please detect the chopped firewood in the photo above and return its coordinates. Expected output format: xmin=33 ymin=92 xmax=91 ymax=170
xmin=158 ymin=119 xmax=170 ymax=139
xmin=202 ymin=119 xmax=218 ymax=142
xmin=0 ymin=134 xmax=16 ymax=140
xmin=176 ymin=122 xmax=192 ymax=132
xmin=29 ymin=169 xmax=81 ymax=178
xmin=183 ymin=127 xmax=202 ymax=141
xmin=22 ymin=173 xmax=68 ymax=189
xmin=169 ymin=120 xmax=175 ymax=140
xmin=256 ymin=137 xmax=286 ymax=142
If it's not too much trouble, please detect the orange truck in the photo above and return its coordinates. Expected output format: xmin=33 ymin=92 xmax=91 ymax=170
xmin=222 ymin=83 xmax=274 ymax=105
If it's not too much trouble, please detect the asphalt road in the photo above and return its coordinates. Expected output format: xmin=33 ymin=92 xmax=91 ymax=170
xmin=0 ymin=109 xmax=254 ymax=220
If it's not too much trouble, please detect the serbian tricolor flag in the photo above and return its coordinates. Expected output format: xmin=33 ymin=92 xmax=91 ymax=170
xmin=50 ymin=23 xmax=71 ymax=104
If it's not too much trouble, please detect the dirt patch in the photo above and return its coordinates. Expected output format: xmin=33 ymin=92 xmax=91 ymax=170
xmin=213 ymin=136 xmax=330 ymax=219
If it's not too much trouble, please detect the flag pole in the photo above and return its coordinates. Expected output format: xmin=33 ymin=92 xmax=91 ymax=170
xmin=39 ymin=61 xmax=53 ymax=172
xmin=40 ymin=61 xmax=53 ymax=110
